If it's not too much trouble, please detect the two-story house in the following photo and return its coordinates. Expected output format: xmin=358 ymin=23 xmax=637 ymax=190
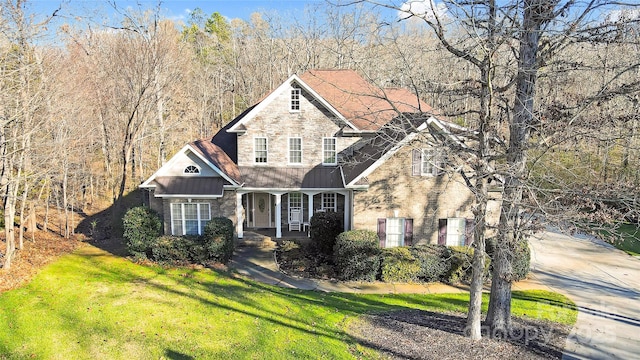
xmin=140 ymin=69 xmax=500 ymax=247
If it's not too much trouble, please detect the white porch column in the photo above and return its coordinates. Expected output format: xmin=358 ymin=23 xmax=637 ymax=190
xmin=307 ymin=193 xmax=314 ymax=224
xmin=343 ymin=191 xmax=351 ymax=232
xmin=275 ymin=193 xmax=282 ymax=238
xmin=236 ymin=192 xmax=244 ymax=239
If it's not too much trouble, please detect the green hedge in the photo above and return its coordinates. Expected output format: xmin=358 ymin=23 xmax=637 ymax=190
xmin=333 ymin=230 xmax=381 ymax=281
xmin=445 ymin=246 xmax=491 ymax=284
xmin=310 ymin=212 xmax=342 ymax=257
xmin=122 ymin=206 xmax=162 ymax=260
xmin=410 ymin=244 xmax=450 ymax=282
xmin=486 ymin=238 xmax=531 ymax=281
xmin=380 ymin=247 xmax=421 ymax=283
xmin=202 ymin=217 xmax=235 ymax=264
xmin=151 ymin=236 xmax=192 ymax=265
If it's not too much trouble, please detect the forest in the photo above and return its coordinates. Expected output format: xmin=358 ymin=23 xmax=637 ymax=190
xmin=0 ymin=0 xmax=638 ymax=283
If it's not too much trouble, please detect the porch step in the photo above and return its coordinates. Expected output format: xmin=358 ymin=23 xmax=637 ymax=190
xmin=237 ymin=231 xmax=277 ymax=249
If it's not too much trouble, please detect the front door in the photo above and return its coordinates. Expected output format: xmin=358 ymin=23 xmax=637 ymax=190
xmin=253 ymin=193 xmax=271 ymax=228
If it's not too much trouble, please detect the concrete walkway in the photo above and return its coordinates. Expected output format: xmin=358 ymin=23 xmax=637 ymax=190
xmin=528 ymin=230 xmax=640 ymax=360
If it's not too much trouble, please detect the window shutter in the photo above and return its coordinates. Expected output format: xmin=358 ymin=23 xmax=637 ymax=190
xmin=438 ymin=218 xmax=447 ymax=245
xmin=404 ymin=218 xmax=413 ymax=246
xmin=412 ymin=149 xmax=421 ymax=176
xmin=377 ymin=218 xmax=386 ymax=248
xmin=465 ymin=218 xmax=475 ymax=246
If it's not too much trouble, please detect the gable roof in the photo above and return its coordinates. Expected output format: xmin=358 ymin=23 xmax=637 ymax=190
xmin=299 ymin=69 xmax=432 ymax=131
xmin=140 ymin=140 xmax=241 ymax=189
xmin=342 ymin=114 xmax=462 ymax=187
xmin=227 ymin=73 xmax=359 ymax=133
xmin=188 ymin=139 xmax=242 ymax=185
xmin=150 ymin=176 xmax=225 ymax=198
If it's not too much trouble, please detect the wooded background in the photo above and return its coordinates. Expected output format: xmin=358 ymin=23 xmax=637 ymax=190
xmin=0 ymin=0 xmax=638 ymax=272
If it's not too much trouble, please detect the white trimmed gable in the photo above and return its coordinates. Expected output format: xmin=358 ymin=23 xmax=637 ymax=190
xmin=228 ymin=74 xmax=359 ymax=133
xmin=159 ymin=150 xmax=220 ymax=177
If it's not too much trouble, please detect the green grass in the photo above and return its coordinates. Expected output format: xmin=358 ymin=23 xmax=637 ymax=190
xmin=0 ymin=245 xmax=576 ymax=359
xmin=600 ymin=223 xmax=640 ymax=256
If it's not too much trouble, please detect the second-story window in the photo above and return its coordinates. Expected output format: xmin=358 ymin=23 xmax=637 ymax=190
xmin=322 ymin=137 xmax=337 ymax=165
xmin=289 ymin=137 xmax=302 ymax=164
xmin=255 ymin=137 xmax=268 ymax=164
xmin=290 ymin=88 xmax=301 ymax=111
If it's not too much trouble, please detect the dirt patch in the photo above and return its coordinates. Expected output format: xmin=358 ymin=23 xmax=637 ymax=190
xmin=0 ymin=231 xmax=83 ymax=293
xmin=348 ymin=309 xmax=570 ymax=360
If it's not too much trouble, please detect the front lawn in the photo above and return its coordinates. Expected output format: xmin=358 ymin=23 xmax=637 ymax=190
xmin=0 ymin=245 xmax=576 ymax=359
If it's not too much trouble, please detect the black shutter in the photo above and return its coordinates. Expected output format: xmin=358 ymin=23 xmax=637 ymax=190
xmin=412 ymin=149 xmax=421 ymax=176
xmin=438 ymin=218 xmax=447 ymax=245
xmin=404 ymin=218 xmax=413 ymax=246
xmin=465 ymin=218 xmax=475 ymax=246
xmin=377 ymin=218 xmax=386 ymax=248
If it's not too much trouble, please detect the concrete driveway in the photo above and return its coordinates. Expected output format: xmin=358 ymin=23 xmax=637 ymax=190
xmin=528 ymin=230 xmax=640 ymax=360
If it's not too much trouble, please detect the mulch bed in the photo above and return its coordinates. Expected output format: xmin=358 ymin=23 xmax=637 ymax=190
xmin=0 ymin=230 xmax=83 ymax=293
xmin=348 ymin=309 xmax=571 ymax=360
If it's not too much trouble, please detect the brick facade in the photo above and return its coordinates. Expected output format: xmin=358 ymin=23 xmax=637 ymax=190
xmin=352 ymin=145 xmax=500 ymax=245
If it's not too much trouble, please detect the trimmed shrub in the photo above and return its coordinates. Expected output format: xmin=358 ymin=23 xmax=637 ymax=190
xmin=410 ymin=244 xmax=450 ymax=282
xmin=122 ymin=206 xmax=162 ymax=259
xmin=202 ymin=217 xmax=235 ymax=263
xmin=445 ymin=246 xmax=491 ymax=284
xmin=486 ymin=238 xmax=531 ymax=281
xmin=151 ymin=236 xmax=192 ymax=265
xmin=309 ymin=211 xmax=342 ymax=257
xmin=333 ymin=230 xmax=381 ymax=281
xmin=511 ymin=239 xmax=531 ymax=281
xmin=380 ymin=247 xmax=421 ymax=283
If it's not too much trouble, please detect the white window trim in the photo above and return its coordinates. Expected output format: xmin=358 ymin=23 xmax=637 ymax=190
xmin=445 ymin=217 xmax=467 ymax=247
xmin=170 ymin=203 xmax=211 ymax=236
xmin=290 ymin=88 xmax=301 ymax=112
xmin=421 ymin=148 xmax=441 ymax=176
xmin=322 ymin=137 xmax=337 ymax=166
xmin=385 ymin=217 xmax=405 ymax=248
xmin=183 ymin=165 xmax=201 ymax=175
xmin=321 ymin=193 xmax=336 ymax=212
xmin=288 ymin=137 xmax=303 ymax=165
xmin=254 ymin=136 xmax=268 ymax=164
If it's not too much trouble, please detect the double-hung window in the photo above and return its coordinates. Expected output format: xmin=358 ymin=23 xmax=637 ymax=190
xmin=171 ymin=203 xmax=210 ymax=236
xmin=412 ymin=148 xmax=443 ymax=176
xmin=255 ymin=137 xmax=268 ymax=164
xmin=288 ymin=137 xmax=302 ymax=164
xmin=290 ymin=88 xmax=301 ymax=111
xmin=322 ymin=137 xmax=337 ymax=165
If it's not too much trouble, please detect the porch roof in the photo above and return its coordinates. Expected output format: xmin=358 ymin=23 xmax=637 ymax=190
xmin=150 ymin=176 xmax=225 ymax=197
xmin=238 ymin=166 xmax=344 ymax=189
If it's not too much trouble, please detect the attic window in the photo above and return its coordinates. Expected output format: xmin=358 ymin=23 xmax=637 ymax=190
xmin=184 ymin=165 xmax=200 ymax=174
xmin=290 ymin=88 xmax=301 ymax=111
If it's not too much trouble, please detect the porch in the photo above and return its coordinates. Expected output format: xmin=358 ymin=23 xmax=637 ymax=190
xmin=235 ymin=190 xmax=352 ymax=239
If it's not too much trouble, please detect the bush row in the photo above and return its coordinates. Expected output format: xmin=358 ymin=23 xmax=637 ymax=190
xmin=333 ymin=230 xmax=529 ymax=284
xmin=122 ymin=207 xmax=234 ymax=265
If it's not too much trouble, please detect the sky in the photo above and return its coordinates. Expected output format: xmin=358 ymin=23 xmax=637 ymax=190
xmin=28 ymin=0 xmax=351 ymax=24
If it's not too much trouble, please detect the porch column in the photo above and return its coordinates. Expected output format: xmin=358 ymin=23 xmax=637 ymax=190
xmin=343 ymin=191 xmax=350 ymax=232
xmin=236 ymin=192 xmax=244 ymax=239
xmin=275 ymin=193 xmax=282 ymax=238
xmin=307 ymin=194 xmax=314 ymax=224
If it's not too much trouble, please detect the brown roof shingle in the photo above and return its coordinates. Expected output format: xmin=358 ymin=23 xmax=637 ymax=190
xmin=152 ymin=176 xmax=225 ymax=196
xmin=189 ymin=139 xmax=242 ymax=184
xmin=299 ymin=69 xmax=432 ymax=131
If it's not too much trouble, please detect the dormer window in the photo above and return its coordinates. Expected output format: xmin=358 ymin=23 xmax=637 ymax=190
xmin=184 ymin=165 xmax=200 ymax=174
xmin=290 ymin=88 xmax=301 ymax=112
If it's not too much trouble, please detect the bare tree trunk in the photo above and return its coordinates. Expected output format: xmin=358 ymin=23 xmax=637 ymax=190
xmin=486 ymin=0 xmax=550 ymax=333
